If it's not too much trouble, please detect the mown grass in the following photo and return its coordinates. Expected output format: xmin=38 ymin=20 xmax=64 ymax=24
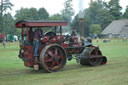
xmin=0 ymin=39 xmax=128 ymax=85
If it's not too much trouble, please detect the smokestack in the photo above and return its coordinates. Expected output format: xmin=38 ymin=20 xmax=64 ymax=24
xmin=78 ymin=0 xmax=84 ymax=38
xmin=79 ymin=11 xmax=84 ymax=37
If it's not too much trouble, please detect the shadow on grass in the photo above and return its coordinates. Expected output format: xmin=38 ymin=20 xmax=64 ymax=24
xmin=24 ymin=64 xmax=95 ymax=75
xmin=0 ymin=63 xmax=107 ymax=78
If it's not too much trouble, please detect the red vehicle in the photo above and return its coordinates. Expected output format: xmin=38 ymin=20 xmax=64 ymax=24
xmin=15 ymin=20 xmax=107 ymax=72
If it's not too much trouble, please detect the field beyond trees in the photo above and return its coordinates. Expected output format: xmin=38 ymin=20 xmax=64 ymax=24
xmin=0 ymin=39 xmax=128 ymax=85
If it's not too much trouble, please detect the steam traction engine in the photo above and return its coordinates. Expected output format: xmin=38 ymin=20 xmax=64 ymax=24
xmin=15 ymin=20 xmax=107 ymax=72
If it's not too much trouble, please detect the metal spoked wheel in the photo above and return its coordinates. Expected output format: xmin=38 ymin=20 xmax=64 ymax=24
xmin=40 ymin=44 xmax=67 ymax=72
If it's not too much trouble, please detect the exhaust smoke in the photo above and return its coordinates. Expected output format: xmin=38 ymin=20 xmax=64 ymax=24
xmin=78 ymin=0 xmax=84 ymax=11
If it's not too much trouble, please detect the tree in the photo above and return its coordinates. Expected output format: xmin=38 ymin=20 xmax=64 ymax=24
xmin=0 ymin=0 xmax=13 ymax=17
xmin=90 ymin=24 xmax=102 ymax=35
xmin=0 ymin=0 xmax=13 ymax=31
xmin=123 ymin=6 xmax=128 ymax=18
xmin=72 ymin=0 xmax=123 ymax=37
xmin=84 ymin=0 xmax=116 ymax=30
xmin=88 ymin=0 xmax=103 ymax=24
xmin=15 ymin=7 xmax=49 ymax=21
xmin=61 ymin=0 xmax=74 ymax=23
xmin=49 ymin=13 xmax=63 ymax=20
xmin=15 ymin=8 xmax=31 ymax=21
xmin=38 ymin=8 xmax=49 ymax=20
xmin=2 ymin=13 xmax=15 ymax=34
xmin=71 ymin=14 xmax=79 ymax=31
xmin=29 ymin=8 xmax=38 ymax=20
xmin=83 ymin=0 xmax=106 ymax=33
xmin=95 ymin=8 xmax=115 ymax=30
xmin=105 ymin=0 xmax=122 ymax=20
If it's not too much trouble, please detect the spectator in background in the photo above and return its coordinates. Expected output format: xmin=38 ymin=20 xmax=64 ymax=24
xmin=3 ymin=39 xmax=6 ymax=48
xmin=122 ymin=35 xmax=127 ymax=41
xmin=71 ymin=29 xmax=77 ymax=36
xmin=96 ymin=37 xmax=99 ymax=43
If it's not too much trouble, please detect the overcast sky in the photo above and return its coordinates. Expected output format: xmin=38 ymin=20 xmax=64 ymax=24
xmin=9 ymin=0 xmax=128 ymax=16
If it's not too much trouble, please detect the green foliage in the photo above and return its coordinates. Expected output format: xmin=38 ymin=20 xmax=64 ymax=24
xmin=29 ymin=8 xmax=39 ymax=20
xmin=70 ymin=14 xmax=79 ymax=31
xmin=49 ymin=13 xmax=64 ymax=20
xmin=0 ymin=0 xmax=13 ymax=16
xmin=123 ymin=6 xmax=128 ymax=18
xmin=89 ymin=0 xmax=103 ymax=24
xmin=0 ymin=0 xmax=13 ymax=32
xmin=38 ymin=8 xmax=49 ymax=20
xmin=105 ymin=0 xmax=122 ymax=19
xmin=71 ymin=0 xmax=106 ymax=36
xmin=61 ymin=0 xmax=74 ymax=23
xmin=90 ymin=24 xmax=102 ymax=35
xmin=15 ymin=7 xmax=49 ymax=21
xmin=96 ymin=9 xmax=115 ymax=30
xmin=71 ymin=0 xmax=123 ymax=36
xmin=87 ymin=0 xmax=116 ymax=30
xmin=2 ymin=13 xmax=16 ymax=34
xmin=15 ymin=8 xmax=30 ymax=21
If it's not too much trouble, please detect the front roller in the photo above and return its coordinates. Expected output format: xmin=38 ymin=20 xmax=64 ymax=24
xmin=40 ymin=44 xmax=67 ymax=72
xmin=79 ymin=46 xmax=107 ymax=66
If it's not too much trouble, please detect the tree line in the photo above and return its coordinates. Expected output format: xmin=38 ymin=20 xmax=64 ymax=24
xmin=0 ymin=0 xmax=128 ymax=37
xmin=71 ymin=0 xmax=128 ymax=37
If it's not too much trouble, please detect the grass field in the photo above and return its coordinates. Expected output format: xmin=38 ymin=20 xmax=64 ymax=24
xmin=0 ymin=39 xmax=128 ymax=85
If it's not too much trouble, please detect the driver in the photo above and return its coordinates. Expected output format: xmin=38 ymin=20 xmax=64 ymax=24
xmin=33 ymin=28 xmax=43 ymax=62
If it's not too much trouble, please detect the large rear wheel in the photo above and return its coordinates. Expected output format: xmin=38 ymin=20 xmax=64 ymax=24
xmin=40 ymin=44 xmax=67 ymax=72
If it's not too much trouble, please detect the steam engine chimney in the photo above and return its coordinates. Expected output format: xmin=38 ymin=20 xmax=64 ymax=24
xmin=79 ymin=11 xmax=84 ymax=38
xmin=78 ymin=0 xmax=85 ymax=38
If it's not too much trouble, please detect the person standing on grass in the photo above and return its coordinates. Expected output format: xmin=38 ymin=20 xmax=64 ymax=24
xmin=2 ymin=39 xmax=6 ymax=48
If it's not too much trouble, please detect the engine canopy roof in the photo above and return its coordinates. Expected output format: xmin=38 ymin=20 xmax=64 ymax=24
xmin=15 ymin=20 xmax=68 ymax=28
